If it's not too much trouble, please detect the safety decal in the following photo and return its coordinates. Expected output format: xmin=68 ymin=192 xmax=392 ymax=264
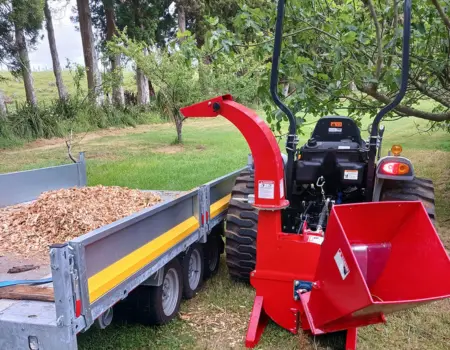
xmin=308 ymin=235 xmax=324 ymax=245
xmin=334 ymin=249 xmax=350 ymax=280
xmin=280 ymin=179 xmax=284 ymax=198
xmin=328 ymin=127 xmax=342 ymax=133
xmin=258 ymin=180 xmax=275 ymax=199
xmin=344 ymin=170 xmax=358 ymax=180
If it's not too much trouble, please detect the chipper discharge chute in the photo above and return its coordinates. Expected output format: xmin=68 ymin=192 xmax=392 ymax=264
xmin=180 ymin=0 xmax=450 ymax=348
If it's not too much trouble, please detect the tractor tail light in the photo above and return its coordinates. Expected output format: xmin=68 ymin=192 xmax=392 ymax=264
xmin=380 ymin=161 xmax=410 ymax=175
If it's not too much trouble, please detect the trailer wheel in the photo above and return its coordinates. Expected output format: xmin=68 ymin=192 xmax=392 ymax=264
xmin=225 ymin=170 xmax=258 ymax=282
xmin=380 ymin=177 xmax=436 ymax=223
xmin=204 ymin=224 xmax=224 ymax=279
xmin=181 ymin=243 xmax=204 ymax=299
xmin=146 ymin=259 xmax=183 ymax=325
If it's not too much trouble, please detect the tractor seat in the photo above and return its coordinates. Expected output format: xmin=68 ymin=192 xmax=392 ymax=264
xmin=311 ymin=116 xmax=363 ymax=146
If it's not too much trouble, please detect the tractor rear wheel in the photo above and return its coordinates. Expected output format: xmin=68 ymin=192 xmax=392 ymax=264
xmin=225 ymin=170 xmax=258 ymax=282
xmin=380 ymin=177 xmax=436 ymax=223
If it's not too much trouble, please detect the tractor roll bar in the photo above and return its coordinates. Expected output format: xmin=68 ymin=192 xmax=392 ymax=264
xmin=270 ymin=0 xmax=296 ymax=201
xmin=366 ymin=0 xmax=412 ymax=200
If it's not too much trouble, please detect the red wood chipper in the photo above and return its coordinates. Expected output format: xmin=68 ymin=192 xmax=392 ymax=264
xmin=181 ymin=0 xmax=450 ymax=348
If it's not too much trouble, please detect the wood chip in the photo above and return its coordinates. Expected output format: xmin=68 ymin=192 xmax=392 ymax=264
xmin=7 ymin=264 xmax=39 ymax=273
xmin=0 ymin=186 xmax=161 ymax=259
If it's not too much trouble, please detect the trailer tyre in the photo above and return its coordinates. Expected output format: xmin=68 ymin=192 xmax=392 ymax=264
xmin=225 ymin=170 xmax=258 ymax=282
xmin=204 ymin=224 xmax=224 ymax=279
xmin=181 ymin=243 xmax=204 ymax=299
xmin=381 ymin=177 xmax=436 ymax=223
xmin=146 ymin=259 xmax=183 ymax=325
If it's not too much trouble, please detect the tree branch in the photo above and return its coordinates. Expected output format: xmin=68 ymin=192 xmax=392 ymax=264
xmin=357 ymin=85 xmax=450 ymax=121
xmin=431 ymin=0 xmax=450 ymax=30
xmin=410 ymin=80 xmax=450 ymax=109
xmin=364 ymin=0 xmax=383 ymax=80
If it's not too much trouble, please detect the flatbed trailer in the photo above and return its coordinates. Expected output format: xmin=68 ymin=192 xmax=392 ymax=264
xmin=0 ymin=153 xmax=243 ymax=350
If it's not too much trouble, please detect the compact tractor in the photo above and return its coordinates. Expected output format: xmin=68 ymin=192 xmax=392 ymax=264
xmin=181 ymin=0 xmax=450 ymax=348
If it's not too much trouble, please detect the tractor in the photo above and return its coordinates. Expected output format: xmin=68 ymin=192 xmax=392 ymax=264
xmin=181 ymin=0 xmax=450 ymax=348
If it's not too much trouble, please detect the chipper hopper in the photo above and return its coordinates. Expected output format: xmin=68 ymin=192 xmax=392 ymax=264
xmin=180 ymin=0 xmax=450 ymax=348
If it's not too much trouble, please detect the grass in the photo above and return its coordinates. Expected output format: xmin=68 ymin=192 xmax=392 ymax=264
xmin=0 ymin=110 xmax=449 ymax=350
xmin=0 ymin=70 xmax=137 ymax=104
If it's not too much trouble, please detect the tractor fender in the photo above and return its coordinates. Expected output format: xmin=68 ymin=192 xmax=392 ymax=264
xmin=373 ymin=156 xmax=414 ymax=201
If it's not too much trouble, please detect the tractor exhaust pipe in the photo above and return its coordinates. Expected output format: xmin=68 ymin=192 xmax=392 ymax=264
xmin=366 ymin=0 xmax=412 ymax=200
xmin=270 ymin=0 xmax=297 ymax=201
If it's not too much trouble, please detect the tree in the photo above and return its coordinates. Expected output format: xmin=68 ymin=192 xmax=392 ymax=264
xmin=76 ymin=0 xmax=103 ymax=104
xmin=110 ymin=32 xmax=203 ymax=143
xmin=0 ymin=89 xmax=6 ymax=118
xmin=103 ymin=0 xmax=124 ymax=105
xmin=1 ymin=0 xmax=44 ymax=107
xmin=210 ymin=0 xmax=450 ymax=132
xmin=44 ymin=0 xmax=68 ymax=101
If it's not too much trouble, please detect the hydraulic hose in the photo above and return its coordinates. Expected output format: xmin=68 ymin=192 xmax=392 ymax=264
xmin=270 ymin=0 xmax=296 ymax=201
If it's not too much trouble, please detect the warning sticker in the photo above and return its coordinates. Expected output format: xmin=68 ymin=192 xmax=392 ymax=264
xmin=258 ymin=180 xmax=275 ymax=199
xmin=334 ymin=249 xmax=350 ymax=280
xmin=308 ymin=235 xmax=324 ymax=245
xmin=344 ymin=170 xmax=358 ymax=180
xmin=338 ymin=145 xmax=351 ymax=150
xmin=328 ymin=127 xmax=342 ymax=133
xmin=280 ymin=179 xmax=284 ymax=198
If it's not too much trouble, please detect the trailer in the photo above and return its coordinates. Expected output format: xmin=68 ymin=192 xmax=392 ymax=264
xmin=0 ymin=153 xmax=243 ymax=350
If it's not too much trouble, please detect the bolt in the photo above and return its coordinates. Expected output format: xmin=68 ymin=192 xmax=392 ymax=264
xmin=294 ymin=294 xmax=299 ymax=301
xmin=294 ymin=281 xmax=300 ymax=287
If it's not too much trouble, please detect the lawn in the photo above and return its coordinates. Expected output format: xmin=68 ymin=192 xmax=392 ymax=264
xmin=0 ymin=110 xmax=449 ymax=349
xmin=0 ymin=70 xmax=137 ymax=104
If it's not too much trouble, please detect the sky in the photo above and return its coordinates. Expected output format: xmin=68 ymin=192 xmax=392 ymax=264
xmin=29 ymin=0 xmax=84 ymax=71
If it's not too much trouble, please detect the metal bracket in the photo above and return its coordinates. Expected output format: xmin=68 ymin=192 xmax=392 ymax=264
xmin=50 ymin=244 xmax=77 ymax=330
xmin=142 ymin=267 xmax=164 ymax=287
xmin=71 ymin=242 xmax=94 ymax=329
xmin=198 ymin=185 xmax=210 ymax=243
xmin=293 ymin=280 xmax=313 ymax=301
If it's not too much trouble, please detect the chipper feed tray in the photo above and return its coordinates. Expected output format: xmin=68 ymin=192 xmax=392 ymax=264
xmin=301 ymin=201 xmax=450 ymax=337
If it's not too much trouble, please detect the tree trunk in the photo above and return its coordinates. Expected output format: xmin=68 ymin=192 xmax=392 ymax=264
xmin=177 ymin=4 xmax=186 ymax=33
xmin=44 ymin=0 xmax=68 ymax=101
xmin=0 ymin=90 xmax=6 ymax=119
xmin=175 ymin=114 xmax=183 ymax=143
xmin=14 ymin=27 xmax=37 ymax=107
xmin=136 ymin=67 xmax=149 ymax=105
xmin=148 ymin=79 xmax=155 ymax=98
xmin=76 ymin=0 xmax=103 ymax=104
xmin=104 ymin=0 xmax=124 ymax=106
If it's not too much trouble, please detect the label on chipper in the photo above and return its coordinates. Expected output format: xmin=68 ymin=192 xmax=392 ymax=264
xmin=258 ymin=180 xmax=275 ymax=199
xmin=334 ymin=249 xmax=350 ymax=280
xmin=280 ymin=179 xmax=284 ymax=198
xmin=344 ymin=169 xmax=358 ymax=180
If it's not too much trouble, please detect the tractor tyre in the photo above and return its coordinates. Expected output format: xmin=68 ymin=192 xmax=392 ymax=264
xmin=225 ymin=170 xmax=258 ymax=282
xmin=380 ymin=177 xmax=436 ymax=223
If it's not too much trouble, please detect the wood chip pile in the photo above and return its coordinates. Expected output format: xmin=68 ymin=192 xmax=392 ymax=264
xmin=0 ymin=186 xmax=161 ymax=258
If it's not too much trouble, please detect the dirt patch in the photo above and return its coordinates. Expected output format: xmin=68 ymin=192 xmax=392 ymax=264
xmin=0 ymin=124 xmax=171 ymax=154
xmin=195 ymin=145 xmax=206 ymax=151
xmin=152 ymin=145 xmax=185 ymax=154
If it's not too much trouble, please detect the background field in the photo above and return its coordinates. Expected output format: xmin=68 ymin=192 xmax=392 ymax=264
xmin=0 ymin=108 xmax=449 ymax=349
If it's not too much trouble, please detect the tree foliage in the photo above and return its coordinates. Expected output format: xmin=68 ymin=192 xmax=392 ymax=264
xmin=0 ymin=0 xmax=44 ymax=73
xmin=207 ymin=0 xmax=450 ymax=133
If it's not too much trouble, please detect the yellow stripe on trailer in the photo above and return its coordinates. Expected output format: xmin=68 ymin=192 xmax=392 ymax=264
xmin=88 ymin=216 xmax=199 ymax=302
xmin=210 ymin=194 xmax=231 ymax=219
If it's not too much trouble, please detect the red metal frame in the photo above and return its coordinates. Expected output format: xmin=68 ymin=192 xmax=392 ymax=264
xmin=181 ymin=96 xmax=450 ymax=349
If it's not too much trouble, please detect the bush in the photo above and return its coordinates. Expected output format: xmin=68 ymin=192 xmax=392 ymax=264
xmin=0 ymin=98 xmax=160 ymax=148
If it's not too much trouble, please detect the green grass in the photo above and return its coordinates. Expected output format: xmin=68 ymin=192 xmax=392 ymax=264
xmin=0 ymin=70 xmax=137 ymax=104
xmin=0 ymin=112 xmax=449 ymax=350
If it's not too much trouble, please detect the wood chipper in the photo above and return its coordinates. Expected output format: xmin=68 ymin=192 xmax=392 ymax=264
xmin=181 ymin=0 xmax=450 ymax=348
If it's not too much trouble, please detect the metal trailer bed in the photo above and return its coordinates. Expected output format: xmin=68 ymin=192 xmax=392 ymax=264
xmin=0 ymin=153 xmax=243 ymax=350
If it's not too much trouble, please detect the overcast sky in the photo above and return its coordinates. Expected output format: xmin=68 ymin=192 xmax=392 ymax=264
xmin=29 ymin=0 xmax=84 ymax=71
